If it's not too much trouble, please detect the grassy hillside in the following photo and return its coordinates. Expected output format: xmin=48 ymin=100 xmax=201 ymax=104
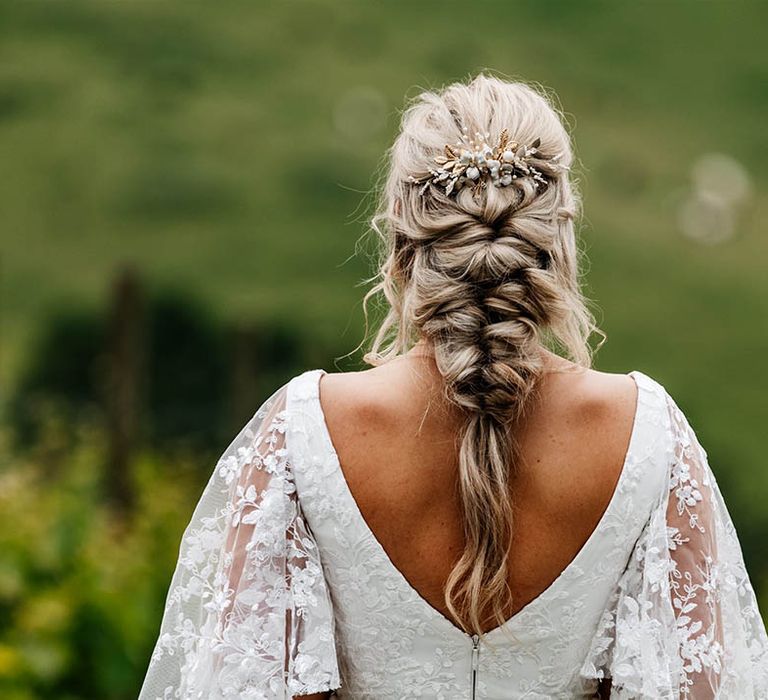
xmin=0 ymin=4 xmax=766 ymax=694
xmin=4 ymin=0 xmax=767 ymax=518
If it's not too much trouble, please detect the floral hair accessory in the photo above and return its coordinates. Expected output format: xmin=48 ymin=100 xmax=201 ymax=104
xmin=408 ymin=127 xmax=566 ymax=197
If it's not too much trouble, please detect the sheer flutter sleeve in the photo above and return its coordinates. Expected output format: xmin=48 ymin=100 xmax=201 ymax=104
xmin=138 ymin=382 xmax=341 ymax=700
xmin=580 ymin=390 xmax=768 ymax=698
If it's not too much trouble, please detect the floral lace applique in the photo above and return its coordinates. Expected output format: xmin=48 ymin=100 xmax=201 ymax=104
xmin=580 ymin=390 xmax=768 ymax=699
xmin=139 ymin=383 xmax=341 ymax=700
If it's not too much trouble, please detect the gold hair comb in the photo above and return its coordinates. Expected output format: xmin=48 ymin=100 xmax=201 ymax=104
xmin=408 ymin=127 xmax=566 ymax=197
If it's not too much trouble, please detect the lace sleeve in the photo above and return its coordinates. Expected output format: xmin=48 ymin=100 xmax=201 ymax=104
xmin=580 ymin=391 xmax=768 ymax=698
xmin=138 ymin=383 xmax=341 ymax=700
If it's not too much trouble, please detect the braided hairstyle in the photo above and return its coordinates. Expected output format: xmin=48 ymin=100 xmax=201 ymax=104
xmin=361 ymin=73 xmax=601 ymax=637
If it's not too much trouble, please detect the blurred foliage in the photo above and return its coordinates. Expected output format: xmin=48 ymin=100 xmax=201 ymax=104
xmin=0 ymin=418 xmax=202 ymax=699
xmin=9 ymin=284 xmax=329 ymax=456
xmin=1 ymin=0 xmax=767 ymax=697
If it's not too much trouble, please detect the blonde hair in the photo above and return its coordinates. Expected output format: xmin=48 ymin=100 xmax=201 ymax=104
xmin=361 ymin=73 xmax=601 ymax=637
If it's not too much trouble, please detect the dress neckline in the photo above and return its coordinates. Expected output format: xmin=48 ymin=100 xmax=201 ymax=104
xmin=301 ymin=367 xmax=648 ymax=643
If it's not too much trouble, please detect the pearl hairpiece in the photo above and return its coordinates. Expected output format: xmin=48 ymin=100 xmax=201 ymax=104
xmin=408 ymin=127 xmax=566 ymax=197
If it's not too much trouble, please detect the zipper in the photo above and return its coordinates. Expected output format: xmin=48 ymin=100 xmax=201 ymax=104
xmin=470 ymin=633 xmax=480 ymax=699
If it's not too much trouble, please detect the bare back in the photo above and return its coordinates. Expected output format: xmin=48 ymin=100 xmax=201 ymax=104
xmin=317 ymin=349 xmax=639 ymax=633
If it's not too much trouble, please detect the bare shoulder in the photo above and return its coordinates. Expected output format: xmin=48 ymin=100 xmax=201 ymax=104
xmin=315 ymin=364 xmax=418 ymax=462
xmin=317 ymin=365 xmax=398 ymax=423
xmin=317 ymin=361 xmax=639 ymax=435
xmin=317 ymin=355 xmax=448 ymax=410
xmin=540 ymin=363 xmax=639 ymax=445
xmin=535 ymin=364 xmax=640 ymax=489
xmin=316 ymin=363 xmax=443 ymax=512
xmin=558 ymin=366 xmax=638 ymax=420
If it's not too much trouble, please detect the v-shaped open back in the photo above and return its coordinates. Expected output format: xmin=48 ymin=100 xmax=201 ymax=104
xmin=293 ymin=368 xmax=649 ymax=642
xmin=284 ymin=367 xmax=674 ymax=700
xmin=313 ymin=368 xmax=649 ymax=641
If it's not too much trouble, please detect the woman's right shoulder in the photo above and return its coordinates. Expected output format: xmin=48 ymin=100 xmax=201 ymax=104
xmin=568 ymin=366 xmax=638 ymax=414
xmin=541 ymin=365 xmax=638 ymax=439
xmin=551 ymin=364 xmax=680 ymax=435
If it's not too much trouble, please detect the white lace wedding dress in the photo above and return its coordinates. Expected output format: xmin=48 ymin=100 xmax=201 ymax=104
xmin=139 ymin=368 xmax=768 ymax=699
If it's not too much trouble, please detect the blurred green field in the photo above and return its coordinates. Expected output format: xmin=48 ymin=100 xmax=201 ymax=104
xmin=1 ymin=1 xmax=767 ymax=697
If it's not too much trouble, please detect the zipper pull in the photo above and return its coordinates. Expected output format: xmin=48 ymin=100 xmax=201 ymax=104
xmin=470 ymin=634 xmax=480 ymax=699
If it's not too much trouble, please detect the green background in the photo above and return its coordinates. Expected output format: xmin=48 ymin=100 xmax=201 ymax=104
xmin=1 ymin=1 xmax=766 ymax=697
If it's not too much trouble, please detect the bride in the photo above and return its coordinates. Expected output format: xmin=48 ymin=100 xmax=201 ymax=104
xmin=138 ymin=73 xmax=768 ymax=698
